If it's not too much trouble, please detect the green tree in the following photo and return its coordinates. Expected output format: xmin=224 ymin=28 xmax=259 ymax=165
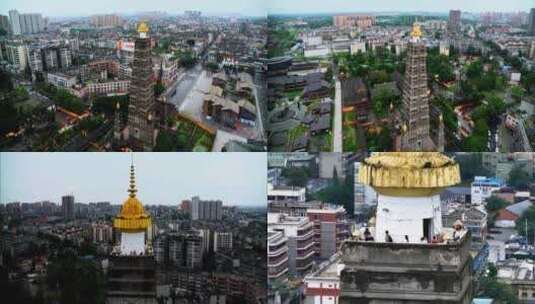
xmin=281 ymin=167 xmax=310 ymax=187
xmin=313 ymin=175 xmax=353 ymax=214
xmin=368 ymin=70 xmax=390 ymax=86
xmin=47 ymin=252 xmax=105 ymax=304
xmin=371 ymin=86 xmax=397 ymax=118
xmin=508 ymin=165 xmax=531 ymax=190
xmin=510 ymin=85 xmax=524 ymax=103
xmin=478 ymin=264 xmax=519 ymax=304
xmin=154 ymin=131 xmax=176 ymax=151
xmin=455 ymin=153 xmax=490 ymax=181
xmin=486 ymin=197 xmax=508 ymax=213
xmin=366 ymin=126 xmax=392 ymax=152
xmin=154 ymin=81 xmax=165 ymax=97
xmin=0 ymin=101 xmax=21 ymax=136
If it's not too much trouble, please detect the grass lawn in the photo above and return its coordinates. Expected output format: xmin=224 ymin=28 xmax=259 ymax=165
xmin=343 ymin=110 xmax=356 ymax=123
xmin=174 ymin=117 xmax=215 ymax=150
xmin=343 ymin=124 xmax=358 ymax=151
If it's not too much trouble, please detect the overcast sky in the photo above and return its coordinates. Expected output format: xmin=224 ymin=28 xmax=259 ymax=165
xmin=0 ymin=153 xmax=267 ymax=206
xmin=1 ymin=0 xmax=532 ymax=17
xmin=0 ymin=0 xmax=267 ymax=17
xmin=268 ymin=0 xmax=534 ymax=14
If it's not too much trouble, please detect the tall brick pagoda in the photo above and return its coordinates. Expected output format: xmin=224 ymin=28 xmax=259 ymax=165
xmin=399 ymin=23 xmax=444 ymax=151
xmin=125 ymin=21 xmax=156 ymax=151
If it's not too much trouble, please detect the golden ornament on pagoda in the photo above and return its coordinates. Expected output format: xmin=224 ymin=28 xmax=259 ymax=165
xmin=358 ymin=152 xmax=460 ymax=197
xmin=113 ymin=162 xmax=151 ymax=231
xmin=137 ymin=21 xmax=149 ymax=33
xmin=410 ymin=22 xmax=422 ymax=38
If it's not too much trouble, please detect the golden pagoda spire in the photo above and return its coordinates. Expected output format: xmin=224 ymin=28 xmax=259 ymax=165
xmin=114 ymin=155 xmax=151 ymax=231
xmin=128 ymin=154 xmax=137 ymax=198
xmin=137 ymin=21 xmax=149 ymax=34
xmin=410 ymin=22 xmax=422 ymax=39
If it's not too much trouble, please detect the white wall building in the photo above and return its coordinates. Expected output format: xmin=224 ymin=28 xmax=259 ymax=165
xmin=47 ymin=72 xmax=76 ymax=88
xmin=304 ymin=255 xmax=344 ymax=304
xmin=86 ymin=80 xmax=130 ymax=95
xmin=350 ymin=41 xmax=366 ymax=55
xmin=267 ymin=185 xmax=306 ymax=202
xmin=304 ymin=46 xmax=330 ymax=58
xmin=471 ymin=176 xmax=504 ymax=205
xmin=268 ymin=213 xmax=315 ymax=275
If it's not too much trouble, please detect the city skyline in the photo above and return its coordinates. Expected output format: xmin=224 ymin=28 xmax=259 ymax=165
xmin=0 ymin=152 xmax=267 ymax=206
xmin=2 ymin=0 xmax=533 ymax=18
xmin=268 ymin=0 xmax=534 ymax=14
xmin=0 ymin=0 xmax=267 ymax=17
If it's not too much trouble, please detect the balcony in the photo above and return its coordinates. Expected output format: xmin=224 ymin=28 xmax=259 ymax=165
xmin=341 ymin=230 xmax=471 ymax=271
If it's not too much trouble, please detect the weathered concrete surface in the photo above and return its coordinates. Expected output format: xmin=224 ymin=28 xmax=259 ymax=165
xmin=339 ymin=236 xmax=472 ymax=304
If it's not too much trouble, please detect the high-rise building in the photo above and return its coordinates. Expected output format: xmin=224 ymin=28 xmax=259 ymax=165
xmin=184 ymin=10 xmax=202 ymax=20
xmin=91 ymin=14 xmax=122 ymax=28
xmin=0 ymin=15 xmax=9 ymax=33
xmin=307 ymin=205 xmax=349 ymax=259
xmin=91 ymin=222 xmax=113 ymax=243
xmin=26 ymin=47 xmax=43 ymax=72
xmin=61 ymin=195 xmax=75 ymax=220
xmin=190 ymin=196 xmax=222 ymax=221
xmin=169 ymin=232 xmax=203 ymax=269
xmin=8 ymin=10 xmax=44 ymax=35
xmin=333 ymin=14 xmax=375 ymax=29
xmin=214 ymin=231 xmax=233 ymax=252
xmin=107 ymin=161 xmax=156 ymax=303
xmin=5 ymin=44 xmax=27 ymax=71
xmin=399 ymin=23 xmax=443 ymax=151
xmin=318 ymin=152 xmax=344 ymax=179
xmin=58 ymin=47 xmax=72 ymax=69
xmin=8 ymin=10 xmax=21 ymax=35
xmin=268 ymin=213 xmax=315 ymax=276
xmin=42 ymin=47 xmax=58 ymax=70
xmin=154 ymin=230 xmax=205 ymax=269
xmin=268 ymin=230 xmax=288 ymax=283
xmin=448 ymin=10 xmax=462 ymax=34
xmin=124 ymin=22 xmax=156 ymax=150
xmin=19 ymin=13 xmax=44 ymax=34
xmin=340 ymin=153 xmax=472 ymax=303
xmin=529 ymin=8 xmax=535 ymax=36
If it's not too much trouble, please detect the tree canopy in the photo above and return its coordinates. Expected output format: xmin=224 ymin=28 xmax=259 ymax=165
xmin=508 ymin=165 xmax=531 ymax=190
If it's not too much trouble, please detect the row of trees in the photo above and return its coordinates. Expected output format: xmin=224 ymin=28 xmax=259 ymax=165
xmin=35 ymin=83 xmax=88 ymax=115
xmin=460 ymin=59 xmax=505 ymax=102
xmin=461 ymin=93 xmax=507 ymax=152
xmin=427 ymin=47 xmax=455 ymax=83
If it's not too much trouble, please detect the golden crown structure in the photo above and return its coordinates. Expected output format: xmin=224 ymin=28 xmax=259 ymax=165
xmin=113 ymin=162 xmax=151 ymax=231
xmin=137 ymin=21 xmax=149 ymax=33
xmin=358 ymin=152 xmax=461 ymax=196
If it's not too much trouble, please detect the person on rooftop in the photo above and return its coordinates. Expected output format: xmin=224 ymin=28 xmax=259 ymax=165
xmin=385 ymin=231 xmax=393 ymax=243
xmin=364 ymin=227 xmax=374 ymax=241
